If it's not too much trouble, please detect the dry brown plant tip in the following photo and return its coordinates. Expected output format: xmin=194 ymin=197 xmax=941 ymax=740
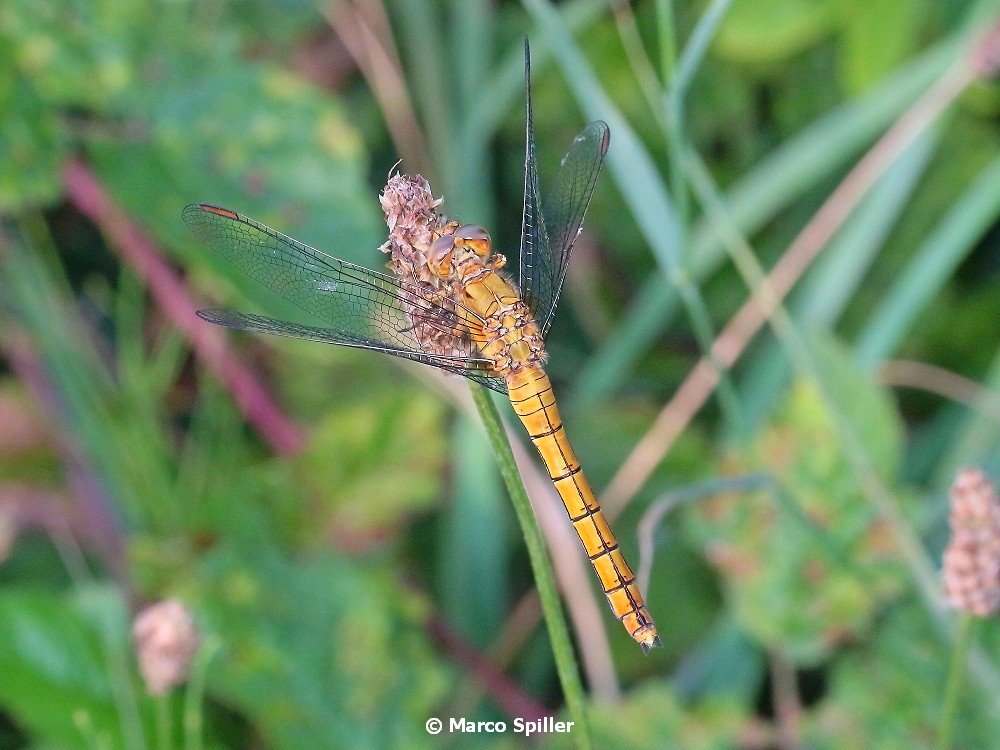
xmin=942 ymin=469 xmax=1000 ymax=617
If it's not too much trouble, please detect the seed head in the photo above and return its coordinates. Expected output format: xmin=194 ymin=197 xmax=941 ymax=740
xmin=970 ymin=21 xmax=1000 ymax=78
xmin=379 ymin=173 xmax=466 ymax=358
xmin=942 ymin=469 xmax=1000 ymax=617
xmin=133 ymin=599 xmax=200 ymax=694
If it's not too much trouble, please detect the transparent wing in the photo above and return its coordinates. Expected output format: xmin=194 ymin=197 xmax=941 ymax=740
xmin=518 ymin=39 xmax=548 ymax=326
xmin=536 ymin=120 xmax=609 ymax=335
xmin=184 ymin=203 xmax=507 ymax=394
xmin=518 ymin=41 xmax=610 ymax=337
xmin=198 ymin=309 xmax=508 ymax=393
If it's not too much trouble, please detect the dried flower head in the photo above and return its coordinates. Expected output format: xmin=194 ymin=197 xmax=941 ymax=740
xmin=379 ymin=172 xmax=466 ymax=357
xmin=133 ymin=599 xmax=200 ymax=694
xmin=942 ymin=469 xmax=1000 ymax=617
xmin=970 ymin=21 xmax=1000 ymax=78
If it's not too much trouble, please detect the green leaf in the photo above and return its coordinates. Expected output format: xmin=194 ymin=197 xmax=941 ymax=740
xmin=0 ymin=586 xmax=155 ymax=749
xmin=290 ymin=381 xmax=447 ymax=543
xmin=715 ymin=0 xmax=839 ymax=63
xmin=804 ymin=332 xmax=904 ymax=481
xmin=542 ymin=683 xmax=748 ymax=749
xmin=856 ymin=152 xmax=1000 ymax=368
xmin=438 ymin=415 xmax=509 ymax=648
xmin=806 ymin=602 xmax=1000 ymax=749
xmin=687 ymin=333 xmax=907 ymax=662
xmin=839 ymin=0 xmax=926 ymax=93
xmin=0 ymin=0 xmax=135 ymax=110
xmin=0 ymin=75 xmax=67 ymax=211
xmin=194 ymin=543 xmax=450 ymax=750
xmin=95 ymin=60 xmax=381 ymax=268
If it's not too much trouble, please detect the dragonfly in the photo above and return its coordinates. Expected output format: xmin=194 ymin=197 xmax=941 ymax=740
xmin=184 ymin=40 xmax=660 ymax=653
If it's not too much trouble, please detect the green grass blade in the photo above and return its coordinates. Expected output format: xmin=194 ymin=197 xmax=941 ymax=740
xmin=856 ymin=153 xmax=1000 ymax=368
xmin=450 ymin=0 xmax=494 ymax=221
xmin=735 ymin=130 xmax=936 ymax=430
xmin=469 ymin=385 xmax=593 ymax=750
xmin=439 ymin=415 xmax=508 ymax=648
xmin=673 ymin=0 xmax=734 ymax=102
xmin=572 ymin=35 xmax=964 ymax=406
xmin=391 ymin=0 xmax=454 ymax=180
xmin=522 ymin=0 xmax=743 ymax=426
xmin=654 ymin=0 xmax=677 ymax=85
xmin=467 ymin=0 xmax=612 ymax=148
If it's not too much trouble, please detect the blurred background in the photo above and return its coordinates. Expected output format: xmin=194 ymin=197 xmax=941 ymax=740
xmin=1 ymin=0 xmax=1000 ymax=748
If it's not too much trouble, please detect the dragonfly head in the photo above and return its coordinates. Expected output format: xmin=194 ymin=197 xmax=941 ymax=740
xmin=428 ymin=224 xmax=494 ymax=279
xmin=453 ymin=224 xmax=492 ymax=258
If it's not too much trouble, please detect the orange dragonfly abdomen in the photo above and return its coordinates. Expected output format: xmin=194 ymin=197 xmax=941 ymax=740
xmin=507 ymin=366 xmax=661 ymax=652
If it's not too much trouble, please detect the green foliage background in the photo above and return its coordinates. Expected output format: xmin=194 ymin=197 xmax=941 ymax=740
xmin=1 ymin=0 xmax=999 ymax=748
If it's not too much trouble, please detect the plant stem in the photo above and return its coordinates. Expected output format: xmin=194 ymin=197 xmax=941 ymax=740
xmin=655 ymin=0 xmax=688 ymax=226
xmin=935 ymin=612 xmax=975 ymax=750
xmin=654 ymin=0 xmax=677 ymax=86
xmin=183 ymin=636 xmax=220 ymax=750
xmin=469 ymin=384 xmax=592 ymax=750
xmin=155 ymin=695 xmax=172 ymax=750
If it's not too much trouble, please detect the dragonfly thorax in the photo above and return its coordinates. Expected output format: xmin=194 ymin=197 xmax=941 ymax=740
xmin=426 ymin=221 xmax=543 ymax=375
xmin=462 ymin=270 xmax=546 ymax=377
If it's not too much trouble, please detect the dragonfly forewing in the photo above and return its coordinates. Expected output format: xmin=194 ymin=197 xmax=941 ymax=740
xmin=184 ymin=203 xmax=506 ymax=393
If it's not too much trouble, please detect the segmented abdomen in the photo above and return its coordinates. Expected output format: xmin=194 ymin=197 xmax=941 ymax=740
xmin=506 ymin=366 xmax=660 ymax=651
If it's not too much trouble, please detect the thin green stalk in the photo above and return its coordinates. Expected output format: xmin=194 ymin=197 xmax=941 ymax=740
xmin=652 ymin=0 xmax=686 ymax=227
xmin=663 ymin=93 xmax=689 ymax=228
xmin=155 ymin=695 xmax=172 ymax=750
xmin=935 ymin=613 xmax=976 ymax=750
xmin=673 ymin=0 xmax=733 ymax=102
xmin=653 ymin=0 xmax=677 ymax=86
xmin=183 ymin=636 xmax=220 ymax=750
xmin=469 ymin=385 xmax=592 ymax=750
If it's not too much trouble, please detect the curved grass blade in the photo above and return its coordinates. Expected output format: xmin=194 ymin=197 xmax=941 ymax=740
xmin=569 ymin=35 xmax=964 ymax=408
xmin=855 ymin=154 xmax=1000 ymax=368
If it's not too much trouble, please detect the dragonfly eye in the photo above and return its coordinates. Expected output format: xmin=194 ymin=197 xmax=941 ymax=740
xmin=455 ymin=225 xmax=492 ymax=257
xmin=428 ymin=235 xmax=456 ymax=276
xmin=454 ymin=224 xmax=489 ymax=241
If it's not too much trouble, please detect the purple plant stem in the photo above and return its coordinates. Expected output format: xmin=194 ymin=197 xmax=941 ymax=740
xmin=4 ymin=336 xmax=127 ymax=578
xmin=62 ymin=159 xmax=306 ymax=456
xmin=427 ymin=616 xmax=552 ymax=723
